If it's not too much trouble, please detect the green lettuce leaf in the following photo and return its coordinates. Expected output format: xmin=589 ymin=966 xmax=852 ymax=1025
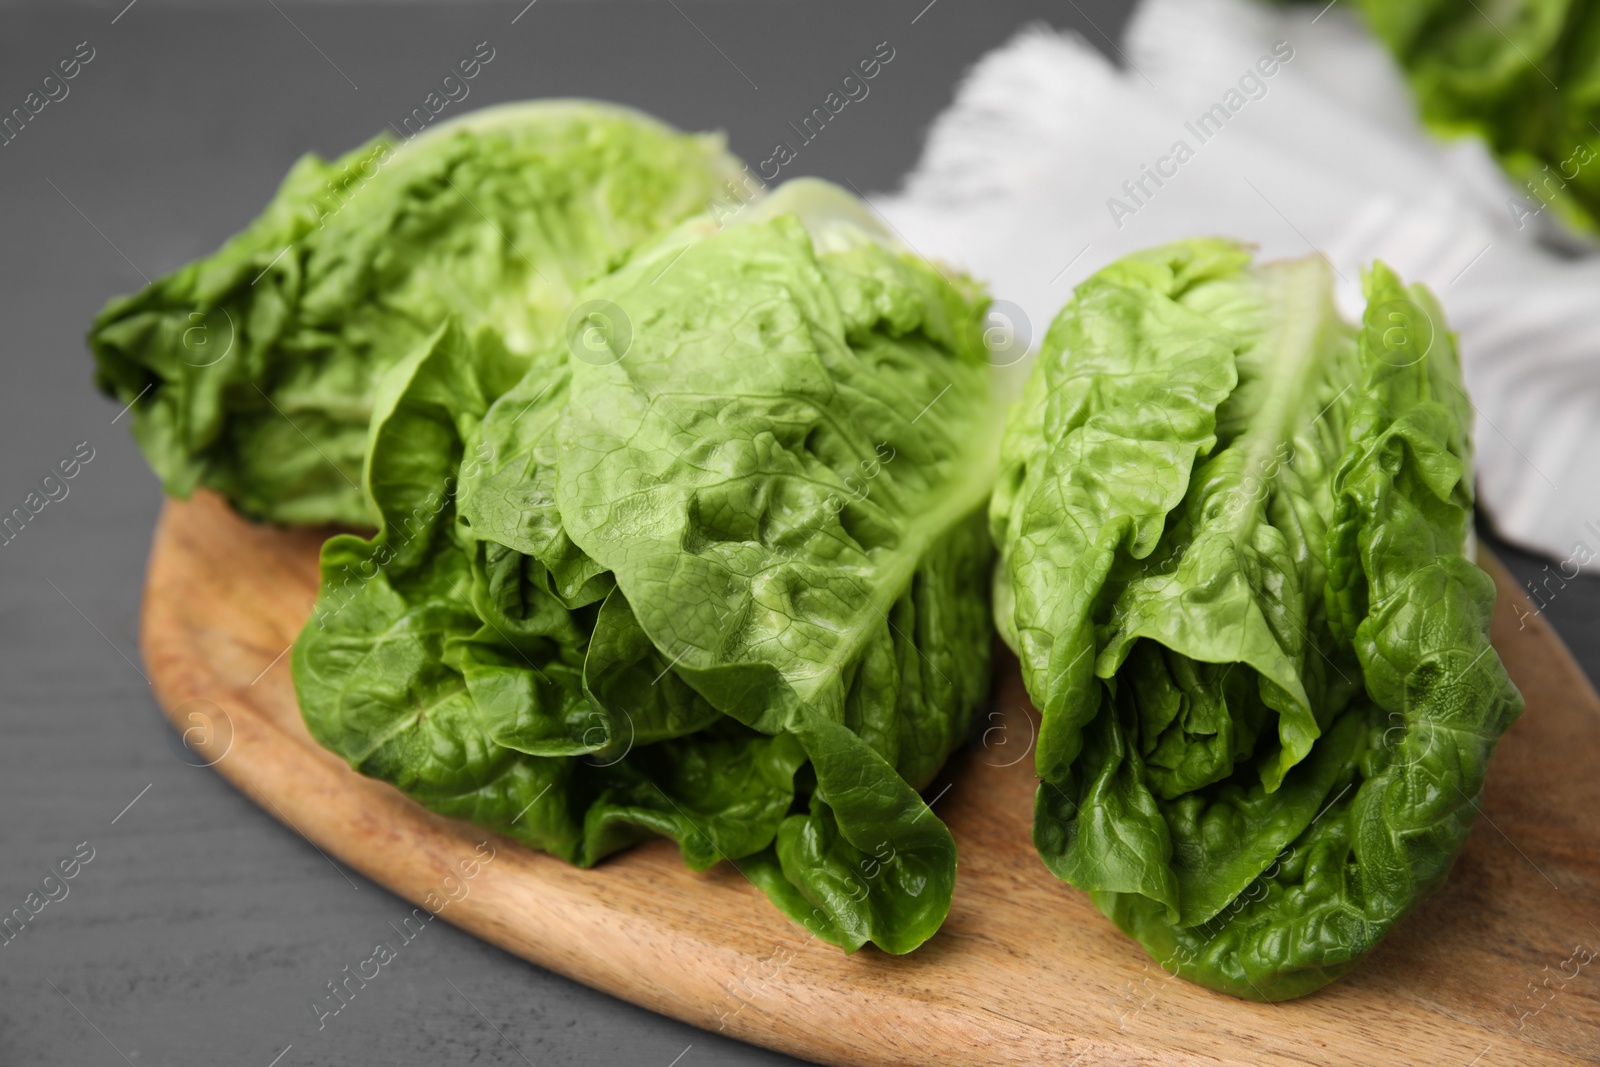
xmin=995 ymin=240 xmax=1523 ymax=998
xmin=293 ymin=320 xmax=810 ymax=869
xmin=93 ymin=101 xmax=744 ymax=524
xmin=295 ymin=179 xmax=1000 ymax=954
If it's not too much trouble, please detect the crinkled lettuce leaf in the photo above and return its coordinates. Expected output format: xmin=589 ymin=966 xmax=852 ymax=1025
xmin=296 ymin=180 xmax=1000 ymax=954
xmin=92 ymin=101 xmax=744 ymax=524
xmin=293 ymin=320 xmax=808 ymax=868
xmin=993 ymin=239 xmax=1523 ymax=998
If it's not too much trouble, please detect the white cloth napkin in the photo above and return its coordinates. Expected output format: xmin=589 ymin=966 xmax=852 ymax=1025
xmin=881 ymin=0 xmax=1600 ymax=574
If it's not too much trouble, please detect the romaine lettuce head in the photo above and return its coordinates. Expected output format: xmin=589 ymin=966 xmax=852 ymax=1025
xmin=991 ymin=238 xmax=1523 ymax=998
xmin=293 ymin=179 xmax=1002 ymax=954
xmin=1346 ymin=0 xmax=1600 ymax=237
xmin=91 ymin=101 xmax=745 ymax=524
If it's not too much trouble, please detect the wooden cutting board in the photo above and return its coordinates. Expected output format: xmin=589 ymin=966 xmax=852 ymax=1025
xmin=141 ymin=489 xmax=1600 ymax=1067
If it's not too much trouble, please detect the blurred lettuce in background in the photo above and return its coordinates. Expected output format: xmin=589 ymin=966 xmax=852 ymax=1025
xmin=1328 ymin=0 xmax=1600 ymax=237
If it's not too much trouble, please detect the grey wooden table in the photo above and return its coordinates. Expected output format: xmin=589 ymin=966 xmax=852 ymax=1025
xmin=1 ymin=2 xmax=1594 ymax=1066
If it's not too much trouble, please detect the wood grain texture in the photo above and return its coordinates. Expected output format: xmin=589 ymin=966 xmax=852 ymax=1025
xmin=141 ymin=489 xmax=1600 ymax=1067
